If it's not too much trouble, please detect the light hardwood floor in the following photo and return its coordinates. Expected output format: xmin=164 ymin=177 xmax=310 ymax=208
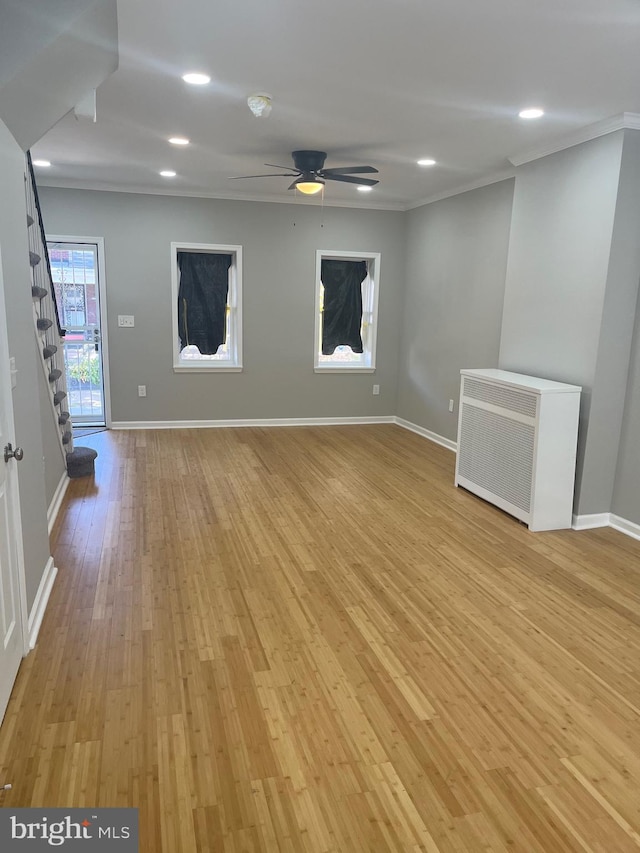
xmin=1 ymin=425 xmax=640 ymax=852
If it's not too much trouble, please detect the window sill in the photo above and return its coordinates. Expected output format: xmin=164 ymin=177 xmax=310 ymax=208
xmin=174 ymin=364 xmax=243 ymax=373
xmin=314 ymin=366 xmax=376 ymax=374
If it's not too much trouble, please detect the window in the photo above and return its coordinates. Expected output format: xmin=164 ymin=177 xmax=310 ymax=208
xmin=314 ymin=250 xmax=380 ymax=372
xmin=49 ymin=245 xmax=96 ymax=327
xmin=171 ymin=242 xmax=242 ymax=372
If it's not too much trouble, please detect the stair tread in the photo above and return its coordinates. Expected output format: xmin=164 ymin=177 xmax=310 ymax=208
xmin=53 ymin=390 xmax=67 ymax=405
xmin=37 ymin=317 xmax=53 ymax=331
xmin=48 ymin=368 xmax=62 ymax=382
xmin=29 ymin=251 xmax=41 ymax=267
xmin=62 ymin=431 xmax=72 ymax=445
xmin=58 ymin=411 xmax=70 ymax=425
xmin=43 ymin=344 xmax=58 ymax=359
xmin=32 ymin=285 xmax=48 ymax=300
xmin=27 ymin=214 xmax=34 ymax=227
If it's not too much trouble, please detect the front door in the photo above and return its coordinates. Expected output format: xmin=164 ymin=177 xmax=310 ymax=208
xmin=0 ymin=250 xmax=27 ymax=726
xmin=47 ymin=240 xmax=106 ymax=426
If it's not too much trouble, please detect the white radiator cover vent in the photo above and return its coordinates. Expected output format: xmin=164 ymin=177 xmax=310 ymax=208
xmin=462 ymin=377 xmax=537 ymax=418
xmin=455 ymin=369 xmax=581 ymax=531
xmin=458 ymin=405 xmax=535 ymax=513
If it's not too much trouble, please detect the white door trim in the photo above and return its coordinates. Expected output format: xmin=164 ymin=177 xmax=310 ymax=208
xmin=46 ymin=234 xmax=112 ymax=428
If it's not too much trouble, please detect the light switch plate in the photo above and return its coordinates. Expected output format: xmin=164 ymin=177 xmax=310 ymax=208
xmin=118 ymin=315 xmax=135 ymax=328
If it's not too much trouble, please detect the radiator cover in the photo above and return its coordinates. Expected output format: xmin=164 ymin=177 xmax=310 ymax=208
xmin=455 ymin=369 xmax=581 ymax=531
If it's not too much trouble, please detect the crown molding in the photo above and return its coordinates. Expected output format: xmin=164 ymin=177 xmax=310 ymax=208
xmin=509 ymin=112 xmax=640 ymax=167
xmin=403 ymin=169 xmax=516 ymax=211
xmin=35 ymin=179 xmax=406 ymax=212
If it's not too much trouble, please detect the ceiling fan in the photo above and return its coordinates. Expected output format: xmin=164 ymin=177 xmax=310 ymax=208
xmin=229 ymin=150 xmax=379 ymax=194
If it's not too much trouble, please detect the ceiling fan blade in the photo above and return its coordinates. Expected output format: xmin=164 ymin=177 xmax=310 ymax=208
xmin=287 ymin=179 xmax=301 ymax=190
xmin=320 ymin=166 xmax=378 ymax=176
xmin=264 ymin=163 xmax=299 ymax=172
xmin=324 ymin=174 xmax=379 ymax=186
xmin=228 ymin=173 xmax=299 ymax=179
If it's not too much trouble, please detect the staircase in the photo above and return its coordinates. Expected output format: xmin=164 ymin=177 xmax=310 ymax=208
xmin=24 ymin=152 xmax=74 ymax=458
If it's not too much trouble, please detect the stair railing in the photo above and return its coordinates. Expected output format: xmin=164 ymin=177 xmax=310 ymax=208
xmin=25 ymin=151 xmax=73 ymax=455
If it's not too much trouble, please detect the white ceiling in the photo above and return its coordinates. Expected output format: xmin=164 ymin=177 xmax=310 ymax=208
xmin=33 ymin=0 xmax=640 ymax=210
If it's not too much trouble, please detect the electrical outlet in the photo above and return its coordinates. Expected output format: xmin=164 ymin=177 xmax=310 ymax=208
xmin=449 ymin=399 xmax=455 ymax=413
xmin=372 ymin=384 xmax=380 ymax=396
xmin=118 ymin=315 xmax=135 ymax=328
xmin=138 ymin=385 xmax=146 ymax=397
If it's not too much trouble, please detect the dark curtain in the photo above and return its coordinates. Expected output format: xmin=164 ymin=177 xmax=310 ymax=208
xmin=321 ymin=259 xmax=368 ymax=355
xmin=177 ymin=252 xmax=233 ymax=354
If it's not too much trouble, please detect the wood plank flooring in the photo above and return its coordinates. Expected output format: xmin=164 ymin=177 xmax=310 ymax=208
xmin=1 ymin=425 xmax=640 ymax=851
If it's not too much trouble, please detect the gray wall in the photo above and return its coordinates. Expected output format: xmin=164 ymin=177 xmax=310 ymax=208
xmin=37 ymin=349 xmax=66 ymax=511
xmin=397 ymin=180 xmax=514 ymax=439
xmin=499 ymin=133 xmax=623 ymax=386
xmin=579 ymin=131 xmax=640 ymax=518
xmin=0 ymin=119 xmax=52 ymax=611
xmin=613 ymin=302 xmax=640 ymax=524
xmin=499 ymin=130 xmax=640 ymax=516
xmin=39 ymin=189 xmax=405 ymax=422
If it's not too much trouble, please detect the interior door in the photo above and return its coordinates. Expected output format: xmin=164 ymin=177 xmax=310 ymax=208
xmin=0 ymin=253 xmax=26 ymax=726
xmin=47 ymin=240 xmax=106 ymax=426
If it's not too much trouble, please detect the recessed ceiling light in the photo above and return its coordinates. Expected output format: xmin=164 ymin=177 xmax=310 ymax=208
xmin=160 ymin=170 xmax=176 ymax=178
xmin=168 ymin=136 xmax=190 ymax=146
xmin=417 ymin=159 xmax=436 ymax=167
xmin=33 ymin=159 xmax=51 ymax=167
xmin=357 ymin=186 xmax=373 ymax=193
xmin=518 ymin=108 xmax=544 ymax=119
xmin=182 ymin=72 xmax=210 ymax=86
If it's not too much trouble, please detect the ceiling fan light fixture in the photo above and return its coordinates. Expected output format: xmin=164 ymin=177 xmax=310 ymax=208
xmin=247 ymin=93 xmax=273 ymax=118
xmin=295 ymin=176 xmax=325 ymax=195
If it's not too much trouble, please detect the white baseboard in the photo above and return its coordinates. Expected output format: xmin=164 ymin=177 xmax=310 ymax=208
xmin=572 ymin=513 xmax=611 ymax=530
xmin=47 ymin=471 xmax=69 ymax=535
xmin=28 ymin=556 xmax=58 ymax=649
xmin=572 ymin=512 xmax=640 ymax=543
xmin=394 ymin=417 xmax=457 ymax=452
xmin=112 ymin=414 xmax=458 ymax=449
xmin=610 ymin=514 xmax=640 ymax=542
xmin=111 ymin=416 xmax=396 ymax=430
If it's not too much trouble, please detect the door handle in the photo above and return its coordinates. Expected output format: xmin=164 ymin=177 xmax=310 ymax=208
xmin=4 ymin=444 xmax=24 ymax=463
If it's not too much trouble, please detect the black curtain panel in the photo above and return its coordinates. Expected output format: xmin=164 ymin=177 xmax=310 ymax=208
xmin=177 ymin=252 xmax=233 ymax=354
xmin=321 ymin=259 xmax=368 ymax=355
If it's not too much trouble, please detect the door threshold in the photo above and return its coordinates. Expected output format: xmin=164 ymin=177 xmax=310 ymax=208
xmin=73 ymin=426 xmax=107 ymax=437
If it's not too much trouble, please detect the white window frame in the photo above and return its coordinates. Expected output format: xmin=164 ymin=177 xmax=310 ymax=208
xmin=171 ymin=242 xmax=243 ymax=372
xmin=314 ymin=250 xmax=380 ymax=373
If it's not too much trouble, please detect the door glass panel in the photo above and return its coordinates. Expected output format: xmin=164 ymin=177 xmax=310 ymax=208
xmin=48 ymin=243 xmax=105 ymax=426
